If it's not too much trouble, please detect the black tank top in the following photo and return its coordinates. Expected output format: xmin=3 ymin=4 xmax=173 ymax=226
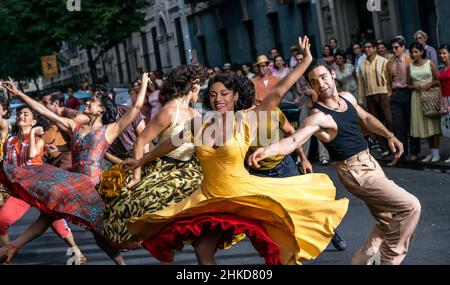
xmin=312 ymin=96 xmax=368 ymax=161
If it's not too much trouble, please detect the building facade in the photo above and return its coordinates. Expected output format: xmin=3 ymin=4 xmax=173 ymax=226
xmin=44 ymin=0 xmax=192 ymax=89
xmin=186 ymin=0 xmax=448 ymax=69
xmin=43 ymin=0 xmax=449 ymax=89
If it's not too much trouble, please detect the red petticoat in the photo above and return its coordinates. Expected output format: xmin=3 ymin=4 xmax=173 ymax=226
xmin=141 ymin=213 xmax=281 ymax=264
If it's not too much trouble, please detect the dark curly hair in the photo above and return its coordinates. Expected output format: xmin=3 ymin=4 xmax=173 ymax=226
xmin=94 ymin=83 xmax=116 ymax=101
xmin=0 ymin=95 xmax=12 ymax=119
xmin=204 ymin=74 xmax=255 ymax=111
xmin=98 ymin=95 xmax=117 ymax=125
xmin=40 ymin=89 xmax=65 ymax=107
xmin=160 ymin=64 xmax=208 ymax=103
xmin=305 ymin=59 xmax=335 ymax=85
xmin=10 ymin=105 xmax=52 ymax=135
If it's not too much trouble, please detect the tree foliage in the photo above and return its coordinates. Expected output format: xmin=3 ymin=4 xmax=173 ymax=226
xmin=0 ymin=0 xmax=149 ymax=83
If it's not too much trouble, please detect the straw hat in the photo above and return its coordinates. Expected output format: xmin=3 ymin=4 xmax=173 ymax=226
xmin=222 ymin=63 xmax=232 ymax=70
xmin=254 ymin=55 xmax=270 ymax=66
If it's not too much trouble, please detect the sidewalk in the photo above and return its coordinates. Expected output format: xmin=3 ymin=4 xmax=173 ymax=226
xmin=375 ymin=136 xmax=450 ymax=173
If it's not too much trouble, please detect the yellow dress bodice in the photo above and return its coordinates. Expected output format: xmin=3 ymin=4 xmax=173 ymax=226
xmin=129 ymin=112 xmax=349 ymax=264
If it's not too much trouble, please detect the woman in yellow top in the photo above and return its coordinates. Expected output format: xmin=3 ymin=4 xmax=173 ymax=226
xmin=123 ymin=37 xmax=349 ymax=265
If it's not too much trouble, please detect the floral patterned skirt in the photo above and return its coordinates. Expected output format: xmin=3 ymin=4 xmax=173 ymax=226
xmin=100 ymin=156 xmax=203 ymax=245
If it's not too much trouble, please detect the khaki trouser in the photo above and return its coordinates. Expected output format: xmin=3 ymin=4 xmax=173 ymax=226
xmin=336 ymin=149 xmax=421 ymax=265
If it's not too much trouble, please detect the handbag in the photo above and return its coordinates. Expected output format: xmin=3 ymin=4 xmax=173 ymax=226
xmin=420 ymin=87 xmax=441 ymax=118
xmin=441 ymin=112 xmax=450 ymax=138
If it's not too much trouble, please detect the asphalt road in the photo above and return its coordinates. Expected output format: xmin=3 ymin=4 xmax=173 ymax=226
xmin=5 ymin=162 xmax=450 ymax=265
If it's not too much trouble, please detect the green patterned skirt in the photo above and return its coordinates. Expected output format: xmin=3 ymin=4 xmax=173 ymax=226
xmin=101 ymin=156 xmax=203 ymax=244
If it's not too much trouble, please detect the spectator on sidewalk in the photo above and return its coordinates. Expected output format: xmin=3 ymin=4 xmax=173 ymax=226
xmin=329 ymin=37 xmax=339 ymax=56
xmin=334 ymin=50 xmax=357 ymax=98
xmin=65 ymin=88 xmax=80 ymax=111
xmin=377 ymin=41 xmax=394 ymax=60
xmin=289 ymin=46 xmax=300 ymax=69
xmin=252 ymin=55 xmax=279 ymax=105
xmin=322 ymin=44 xmax=335 ymax=65
xmin=386 ymin=37 xmax=421 ymax=163
xmin=353 ymin=42 xmax=367 ymax=78
xmin=408 ymin=42 xmax=441 ymax=162
xmin=415 ymin=30 xmax=438 ymax=67
xmin=241 ymin=64 xmax=255 ymax=80
xmin=357 ymin=39 xmax=393 ymax=158
xmin=438 ymin=44 xmax=450 ymax=163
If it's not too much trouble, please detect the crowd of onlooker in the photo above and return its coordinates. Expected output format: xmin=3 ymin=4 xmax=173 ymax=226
xmin=201 ymin=30 xmax=450 ymax=165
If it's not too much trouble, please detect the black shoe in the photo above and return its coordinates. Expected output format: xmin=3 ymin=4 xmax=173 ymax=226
xmin=331 ymin=232 xmax=347 ymax=251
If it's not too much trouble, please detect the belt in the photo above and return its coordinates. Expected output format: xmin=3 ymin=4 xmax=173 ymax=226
xmin=337 ymin=149 xmax=371 ymax=165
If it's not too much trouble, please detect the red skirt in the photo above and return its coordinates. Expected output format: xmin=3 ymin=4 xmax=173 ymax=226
xmin=141 ymin=213 xmax=281 ymax=264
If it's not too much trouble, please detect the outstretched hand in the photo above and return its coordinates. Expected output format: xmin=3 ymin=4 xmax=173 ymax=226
xmin=298 ymin=36 xmax=312 ymax=60
xmin=2 ymin=77 xmax=21 ymax=96
xmin=387 ymin=135 xmax=404 ymax=166
xmin=247 ymin=148 xmax=270 ymax=169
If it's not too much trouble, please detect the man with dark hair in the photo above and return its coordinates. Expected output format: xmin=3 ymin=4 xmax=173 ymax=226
xmin=249 ymin=59 xmax=421 ymax=265
xmin=386 ymin=37 xmax=421 ymax=163
xmin=329 ymin=37 xmax=338 ymax=56
xmin=40 ymin=89 xmax=89 ymax=169
xmin=357 ymin=39 xmax=393 ymax=158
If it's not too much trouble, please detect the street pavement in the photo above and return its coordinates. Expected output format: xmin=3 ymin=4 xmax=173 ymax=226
xmin=5 ymin=158 xmax=450 ymax=266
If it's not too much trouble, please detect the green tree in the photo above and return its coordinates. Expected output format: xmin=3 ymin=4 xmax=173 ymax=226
xmin=0 ymin=0 xmax=149 ymax=85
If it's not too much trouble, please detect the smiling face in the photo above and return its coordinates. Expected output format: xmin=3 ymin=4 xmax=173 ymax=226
xmin=364 ymin=43 xmax=377 ymax=57
xmin=16 ymin=107 xmax=36 ymax=128
xmin=391 ymin=42 xmax=404 ymax=58
xmin=83 ymin=95 xmax=104 ymax=117
xmin=439 ymin=48 xmax=449 ymax=64
xmin=307 ymin=66 xmax=337 ymax=100
xmin=208 ymin=82 xmax=238 ymax=114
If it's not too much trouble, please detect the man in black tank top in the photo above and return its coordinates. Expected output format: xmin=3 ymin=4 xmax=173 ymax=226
xmin=249 ymin=59 xmax=421 ymax=265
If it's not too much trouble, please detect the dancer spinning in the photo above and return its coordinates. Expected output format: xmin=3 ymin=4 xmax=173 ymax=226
xmin=99 ymin=64 xmax=206 ymax=245
xmin=123 ymin=37 xmax=348 ymax=265
xmin=249 ymin=59 xmax=421 ymax=265
xmin=0 ymin=105 xmax=85 ymax=264
xmin=0 ymin=73 xmax=150 ymax=264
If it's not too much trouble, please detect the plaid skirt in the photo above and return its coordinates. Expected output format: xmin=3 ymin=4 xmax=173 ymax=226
xmin=0 ymin=161 xmax=104 ymax=235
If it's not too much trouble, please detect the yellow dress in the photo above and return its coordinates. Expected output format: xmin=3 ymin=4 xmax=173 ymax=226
xmin=128 ymin=112 xmax=349 ymax=264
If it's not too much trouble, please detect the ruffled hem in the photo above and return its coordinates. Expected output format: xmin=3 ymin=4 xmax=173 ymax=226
xmin=141 ymin=213 xmax=281 ymax=265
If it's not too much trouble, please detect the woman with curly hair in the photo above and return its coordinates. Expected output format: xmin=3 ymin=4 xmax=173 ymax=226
xmin=99 ymin=64 xmax=207 ymax=246
xmin=0 ymin=73 xmax=150 ymax=264
xmin=123 ymin=37 xmax=348 ymax=265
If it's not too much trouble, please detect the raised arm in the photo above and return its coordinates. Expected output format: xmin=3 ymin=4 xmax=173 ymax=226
xmin=3 ymin=79 xmax=76 ymax=132
xmin=256 ymin=36 xmax=313 ymax=112
xmin=105 ymin=73 xmax=150 ymax=144
xmin=28 ymin=127 xmax=45 ymax=159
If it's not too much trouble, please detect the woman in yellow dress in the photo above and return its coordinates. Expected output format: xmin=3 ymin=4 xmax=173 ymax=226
xmin=123 ymin=37 xmax=349 ymax=265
